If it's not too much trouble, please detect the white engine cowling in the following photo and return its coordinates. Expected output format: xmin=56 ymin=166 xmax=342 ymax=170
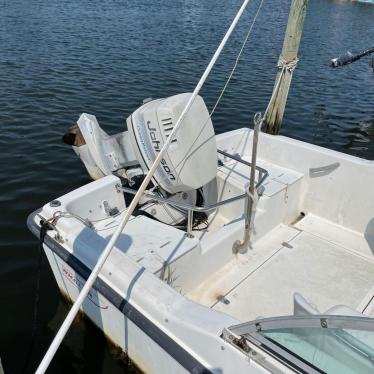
xmin=127 ymin=93 xmax=217 ymax=194
xmin=64 ymin=93 xmax=218 ymax=226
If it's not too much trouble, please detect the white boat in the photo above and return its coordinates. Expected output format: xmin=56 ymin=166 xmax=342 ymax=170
xmin=28 ymin=94 xmax=374 ymax=373
xmin=27 ymin=3 xmax=374 ymax=374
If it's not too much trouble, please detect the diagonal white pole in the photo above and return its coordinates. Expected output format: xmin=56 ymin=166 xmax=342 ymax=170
xmin=35 ymin=1 xmax=252 ymax=372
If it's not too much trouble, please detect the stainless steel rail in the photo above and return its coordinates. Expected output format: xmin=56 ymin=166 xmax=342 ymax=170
xmin=217 ymin=149 xmax=268 ymax=188
xmin=122 ymin=187 xmax=247 ymax=213
xmin=122 ymin=149 xmax=268 ymax=237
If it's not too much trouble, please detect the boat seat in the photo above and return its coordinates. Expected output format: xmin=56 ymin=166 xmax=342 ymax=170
xmin=324 ymin=305 xmax=363 ymax=317
xmin=293 ymin=292 xmax=364 ymax=317
xmin=293 ymin=292 xmax=320 ymax=316
xmin=293 ymin=292 xmax=374 ymax=358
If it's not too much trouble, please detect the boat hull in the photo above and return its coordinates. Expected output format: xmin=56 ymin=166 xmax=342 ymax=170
xmin=28 ymin=212 xmax=279 ymax=374
xmin=28 ymin=126 xmax=374 ymax=373
xmin=28 ymin=213 xmax=212 ymax=374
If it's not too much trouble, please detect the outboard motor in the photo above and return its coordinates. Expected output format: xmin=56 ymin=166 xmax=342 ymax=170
xmin=127 ymin=93 xmax=217 ymax=193
xmin=63 ymin=93 xmax=218 ymax=227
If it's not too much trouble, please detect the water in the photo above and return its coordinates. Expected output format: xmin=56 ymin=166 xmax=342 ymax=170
xmin=1 ymin=0 xmax=374 ymax=372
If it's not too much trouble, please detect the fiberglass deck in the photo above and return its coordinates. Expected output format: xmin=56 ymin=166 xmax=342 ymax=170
xmin=188 ymin=215 xmax=374 ymax=321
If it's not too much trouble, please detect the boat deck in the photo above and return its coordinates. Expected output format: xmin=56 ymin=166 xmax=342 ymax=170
xmin=187 ymin=214 xmax=374 ymax=321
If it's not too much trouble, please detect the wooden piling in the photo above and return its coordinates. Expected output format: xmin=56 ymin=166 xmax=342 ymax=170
xmin=264 ymin=0 xmax=308 ymax=135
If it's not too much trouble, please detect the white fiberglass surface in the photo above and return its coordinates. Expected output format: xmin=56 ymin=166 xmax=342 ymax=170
xmin=214 ymin=229 xmax=374 ymax=321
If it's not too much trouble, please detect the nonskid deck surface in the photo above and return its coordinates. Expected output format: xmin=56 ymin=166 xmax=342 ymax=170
xmin=92 ymin=214 xmax=198 ymax=274
xmin=188 ymin=215 xmax=374 ymax=321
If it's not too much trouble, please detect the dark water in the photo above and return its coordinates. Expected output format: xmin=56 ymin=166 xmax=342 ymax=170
xmin=1 ymin=0 xmax=374 ymax=372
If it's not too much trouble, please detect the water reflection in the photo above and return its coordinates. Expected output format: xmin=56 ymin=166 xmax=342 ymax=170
xmin=0 ymin=0 xmax=374 ymax=372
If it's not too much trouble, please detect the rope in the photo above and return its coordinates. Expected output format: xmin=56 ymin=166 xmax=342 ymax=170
xmin=277 ymin=57 xmax=299 ymax=72
xmin=172 ymin=0 xmax=265 ymax=173
xmin=50 ymin=210 xmax=125 ymax=226
xmin=247 ymin=189 xmax=259 ymax=233
xmin=209 ymin=0 xmax=265 ymax=117
xmin=263 ymin=56 xmax=299 ymax=121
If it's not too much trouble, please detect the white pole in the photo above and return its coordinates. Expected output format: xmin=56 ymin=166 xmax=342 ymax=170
xmin=35 ymin=1 xmax=252 ymax=372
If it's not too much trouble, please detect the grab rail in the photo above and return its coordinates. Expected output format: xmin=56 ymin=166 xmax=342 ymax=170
xmin=123 ymin=149 xmax=268 ymax=237
xmin=122 ymin=187 xmax=247 ymax=213
xmin=217 ymin=149 xmax=268 ymax=188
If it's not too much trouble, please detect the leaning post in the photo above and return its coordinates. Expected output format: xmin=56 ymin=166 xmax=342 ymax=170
xmin=264 ymin=0 xmax=308 ymax=135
